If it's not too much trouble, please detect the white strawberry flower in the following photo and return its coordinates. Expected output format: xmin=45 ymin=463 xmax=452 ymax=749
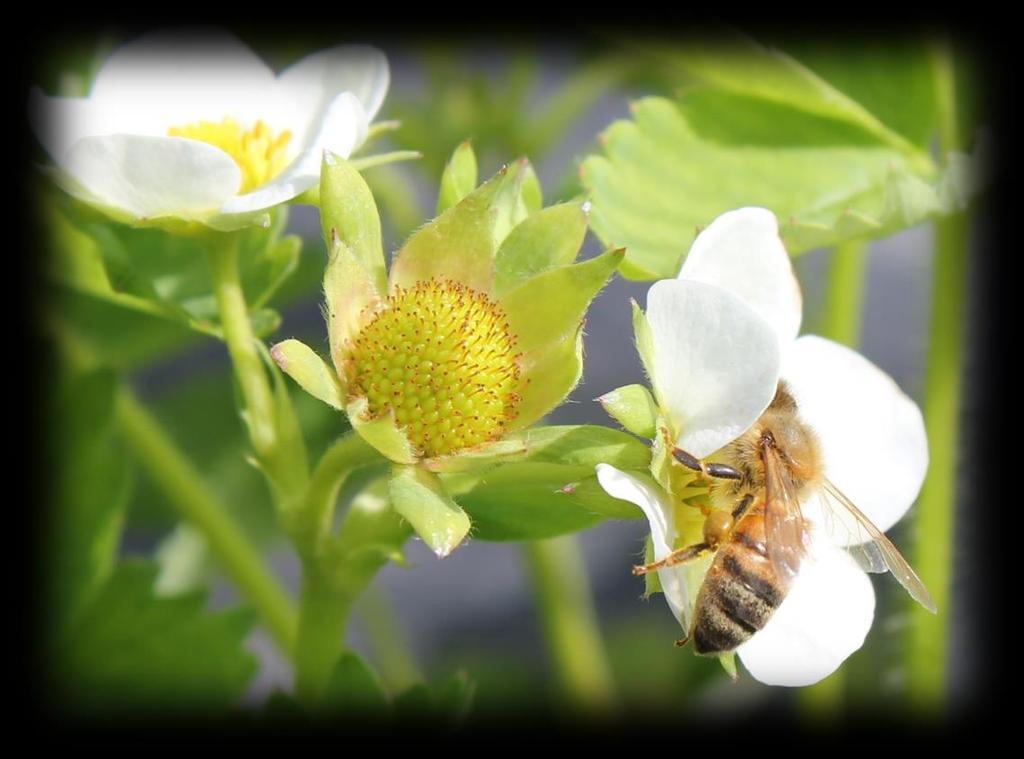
xmin=30 ymin=30 xmax=388 ymax=231
xmin=597 ymin=208 xmax=929 ymax=686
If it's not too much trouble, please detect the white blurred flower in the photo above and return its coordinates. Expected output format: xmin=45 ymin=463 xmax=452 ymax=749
xmin=597 ymin=208 xmax=928 ymax=686
xmin=30 ymin=30 xmax=388 ymax=230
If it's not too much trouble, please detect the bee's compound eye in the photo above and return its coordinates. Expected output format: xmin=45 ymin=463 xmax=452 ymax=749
xmin=703 ymin=510 xmax=734 ymax=546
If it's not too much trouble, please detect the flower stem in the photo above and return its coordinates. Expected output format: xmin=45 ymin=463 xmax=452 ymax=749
xmin=294 ymin=561 xmax=353 ymax=708
xmin=287 ymin=432 xmax=379 ymax=557
xmin=818 ymin=239 xmax=869 ymax=348
xmin=907 ymin=38 xmax=967 ymax=712
xmin=522 ymin=536 xmax=616 ymax=711
xmin=115 ymin=387 xmax=297 ymax=654
xmin=291 ymin=433 xmax=384 ymax=707
xmin=207 ymin=233 xmax=305 ymax=499
xmin=207 ymin=234 xmax=276 ymax=456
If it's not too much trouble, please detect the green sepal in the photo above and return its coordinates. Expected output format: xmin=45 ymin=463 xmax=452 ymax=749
xmin=320 ymin=152 xmax=386 ymax=295
xmin=631 ymin=299 xmax=657 ymax=383
xmin=389 ymin=465 xmax=472 ymax=558
xmin=423 ymin=436 xmax=528 ymax=473
xmin=643 ymin=535 xmax=663 ymax=597
xmin=718 ymin=652 xmax=739 ymax=681
xmin=511 ymin=326 xmax=584 ymax=432
xmin=389 ymin=162 xmax=522 ymax=294
xmin=500 ymin=247 xmax=624 ymax=354
xmin=323 ymin=234 xmax=381 ymax=372
xmin=597 ymin=384 xmax=658 ymax=439
xmin=437 ymin=140 xmax=478 ymax=214
xmin=518 ymin=160 xmax=543 ymax=213
xmin=270 ymin=338 xmax=345 ymax=410
xmin=346 ymin=396 xmax=418 ymax=465
xmin=492 ymin=199 xmax=588 ymax=296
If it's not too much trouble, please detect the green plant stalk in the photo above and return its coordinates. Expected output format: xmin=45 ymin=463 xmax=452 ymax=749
xmin=818 ymin=239 xmax=869 ymax=348
xmin=907 ymin=39 xmax=966 ymax=711
xmin=294 ymin=560 xmax=353 ymax=707
xmin=116 ymin=388 xmax=297 ymax=654
xmin=523 ymin=536 xmax=616 ymax=711
xmin=207 ymin=233 xmax=307 ymax=501
xmin=291 ymin=433 xmax=383 ymax=706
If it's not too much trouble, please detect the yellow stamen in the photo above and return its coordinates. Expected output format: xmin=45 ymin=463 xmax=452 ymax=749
xmin=348 ymin=279 xmax=522 ymax=459
xmin=168 ymin=117 xmax=292 ymax=193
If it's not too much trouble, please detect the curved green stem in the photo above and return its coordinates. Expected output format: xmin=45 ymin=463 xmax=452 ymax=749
xmin=287 ymin=432 xmax=379 ymax=557
xmin=908 ymin=38 xmax=967 ymax=712
xmin=522 ymin=536 xmax=616 ymax=711
xmin=291 ymin=433 xmax=387 ymax=707
xmin=116 ymin=388 xmax=297 ymax=654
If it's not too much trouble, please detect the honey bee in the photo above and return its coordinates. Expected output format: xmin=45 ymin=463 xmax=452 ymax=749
xmin=633 ymin=381 xmax=936 ymax=655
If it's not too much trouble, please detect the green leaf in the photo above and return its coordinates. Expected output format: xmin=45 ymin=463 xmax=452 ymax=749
xmin=49 ymin=194 xmax=299 ymax=337
xmin=437 ymin=140 xmax=478 ymax=214
xmin=582 ymin=94 xmax=956 ymax=280
xmin=388 ymin=465 xmax=471 ymax=558
xmin=58 ymin=561 xmax=257 ymax=710
xmin=492 ymin=199 xmax=589 ymax=296
xmin=320 ymin=153 xmax=387 ymax=295
xmin=597 ymin=384 xmax=658 ymax=439
xmin=392 ymin=672 xmax=475 ymax=724
xmin=653 ymin=35 xmax=933 ymax=165
xmin=322 ymin=652 xmax=391 ymax=714
xmin=778 ymin=39 xmax=938 ymax=149
xmin=50 ymin=368 xmax=131 ymax=630
xmin=451 ymin=462 xmax=639 ymax=541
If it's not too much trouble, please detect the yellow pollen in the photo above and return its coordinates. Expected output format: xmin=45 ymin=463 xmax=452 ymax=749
xmin=168 ymin=117 xmax=292 ymax=193
xmin=348 ymin=278 xmax=522 ymax=459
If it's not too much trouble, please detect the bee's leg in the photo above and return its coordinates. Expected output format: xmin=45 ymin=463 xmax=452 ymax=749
xmin=674 ymin=633 xmax=690 ymax=648
xmin=632 ymin=542 xmax=711 ymax=576
xmin=672 ymin=447 xmax=742 ymax=482
xmin=730 ymin=493 xmax=755 ymax=521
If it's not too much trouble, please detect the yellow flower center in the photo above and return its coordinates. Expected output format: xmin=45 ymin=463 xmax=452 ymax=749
xmin=168 ymin=118 xmax=292 ymax=193
xmin=349 ymin=279 xmax=522 ymax=459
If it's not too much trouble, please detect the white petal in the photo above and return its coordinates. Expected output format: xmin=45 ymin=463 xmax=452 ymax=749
xmin=29 ymin=90 xmax=112 ymax=162
xmin=595 ymin=465 xmax=689 ymax=628
xmin=63 ymin=134 xmax=240 ymax=220
xmin=646 ymin=279 xmax=780 ymax=458
xmin=218 ymin=93 xmax=368 ymax=215
xmin=737 ymin=532 xmax=875 ymax=687
xmin=783 ymin=335 xmax=928 ymax=539
xmin=89 ymin=30 xmax=277 ymax=135
xmin=278 ymin=44 xmax=389 ymax=125
xmin=679 ymin=207 xmax=802 ymax=345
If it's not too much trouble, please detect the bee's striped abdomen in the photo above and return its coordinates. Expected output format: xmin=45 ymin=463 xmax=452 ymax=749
xmin=691 ymin=509 xmax=788 ymax=655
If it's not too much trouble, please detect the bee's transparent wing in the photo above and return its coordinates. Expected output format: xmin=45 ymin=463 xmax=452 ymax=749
xmin=820 ymin=479 xmax=936 ymax=613
xmin=762 ymin=444 xmax=807 ymax=583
